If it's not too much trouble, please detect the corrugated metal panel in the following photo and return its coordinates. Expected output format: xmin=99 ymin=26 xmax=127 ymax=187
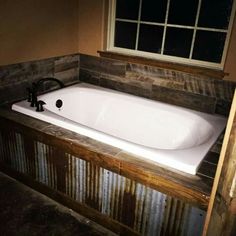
xmin=15 ymin=133 xmax=27 ymax=174
xmin=35 ymin=142 xmax=48 ymax=185
xmin=0 ymin=131 xmax=206 ymax=236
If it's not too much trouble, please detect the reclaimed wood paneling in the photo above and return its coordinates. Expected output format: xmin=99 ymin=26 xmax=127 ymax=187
xmin=0 ymin=109 xmax=207 ymax=235
xmin=0 ymin=54 xmax=79 ymax=105
xmin=80 ymin=54 xmax=236 ymax=116
xmin=80 ymin=54 xmax=126 ymax=77
xmin=98 ymin=51 xmax=226 ymax=79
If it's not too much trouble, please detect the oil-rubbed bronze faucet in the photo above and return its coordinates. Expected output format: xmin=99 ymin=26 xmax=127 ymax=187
xmin=35 ymin=100 xmax=45 ymax=112
xmin=27 ymin=77 xmax=65 ymax=109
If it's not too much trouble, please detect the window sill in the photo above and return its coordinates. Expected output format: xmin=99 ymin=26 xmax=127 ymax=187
xmin=98 ymin=51 xmax=227 ymax=79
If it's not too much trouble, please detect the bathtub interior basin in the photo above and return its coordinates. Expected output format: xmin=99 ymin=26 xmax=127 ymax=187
xmin=12 ymin=83 xmax=227 ymax=175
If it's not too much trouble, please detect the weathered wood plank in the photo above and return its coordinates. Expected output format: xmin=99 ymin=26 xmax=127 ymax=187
xmin=203 ymin=89 xmax=236 ymax=236
xmin=98 ymin=50 xmax=226 ymax=79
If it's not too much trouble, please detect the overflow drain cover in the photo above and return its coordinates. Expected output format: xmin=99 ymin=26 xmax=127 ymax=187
xmin=56 ymin=99 xmax=63 ymax=108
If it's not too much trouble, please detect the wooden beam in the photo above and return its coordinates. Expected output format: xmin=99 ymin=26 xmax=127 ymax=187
xmin=203 ymin=89 xmax=236 ymax=235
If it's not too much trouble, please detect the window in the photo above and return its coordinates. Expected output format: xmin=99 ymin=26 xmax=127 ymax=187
xmin=107 ymin=0 xmax=236 ymax=69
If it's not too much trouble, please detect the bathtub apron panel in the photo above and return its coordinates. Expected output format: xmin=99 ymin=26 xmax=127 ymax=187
xmin=0 ymin=127 xmax=205 ymax=236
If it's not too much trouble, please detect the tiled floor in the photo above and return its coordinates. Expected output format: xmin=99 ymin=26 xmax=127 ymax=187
xmin=0 ymin=172 xmax=116 ymax=236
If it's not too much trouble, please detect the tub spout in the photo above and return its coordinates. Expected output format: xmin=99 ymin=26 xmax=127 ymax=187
xmin=35 ymin=77 xmax=65 ymax=89
xmin=30 ymin=77 xmax=64 ymax=107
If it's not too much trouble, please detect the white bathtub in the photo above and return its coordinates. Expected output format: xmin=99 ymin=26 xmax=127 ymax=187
xmin=12 ymin=83 xmax=226 ymax=174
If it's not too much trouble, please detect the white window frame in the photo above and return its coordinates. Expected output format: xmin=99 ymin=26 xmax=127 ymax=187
xmin=107 ymin=0 xmax=236 ymax=70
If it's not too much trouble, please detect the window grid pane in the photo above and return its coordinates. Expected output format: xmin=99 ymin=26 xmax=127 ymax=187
xmin=168 ymin=0 xmax=199 ymax=26
xmin=114 ymin=21 xmax=137 ymax=49
xmin=164 ymin=28 xmax=194 ymax=58
xmin=113 ymin=0 xmax=234 ymax=66
xmin=192 ymin=31 xmax=227 ymax=63
xmin=198 ymin=0 xmax=233 ymax=29
xmin=141 ymin=0 xmax=168 ymax=23
xmin=138 ymin=24 xmax=164 ymax=53
xmin=116 ymin=0 xmax=140 ymax=20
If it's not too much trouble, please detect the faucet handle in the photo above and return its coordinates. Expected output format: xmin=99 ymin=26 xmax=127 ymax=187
xmin=36 ymin=100 xmax=46 ymax=112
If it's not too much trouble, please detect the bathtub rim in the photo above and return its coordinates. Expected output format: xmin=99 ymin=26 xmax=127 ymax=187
xmin=11 ymin=82 xmax=226 ymax=175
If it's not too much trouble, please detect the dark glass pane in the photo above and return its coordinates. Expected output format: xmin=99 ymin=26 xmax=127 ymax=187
xmin=116 ymin=0 xmax=140 ymax=20
xmin=141 ymin=0 xmax=167 ymax=23
xmin=164 ymin=28 xmax=193 ymax=58
xmin=192 ymin=31 xmax=226 ymax=63
xmin=114 ymin=21 xmax=137 ymax=49
xmin=138 ymin=24 xmax=164 ymax=53
xmin=198 ymin=0 xmax=233 ymax=29
xmin=168 ymin=0 xmax=198 ymax=26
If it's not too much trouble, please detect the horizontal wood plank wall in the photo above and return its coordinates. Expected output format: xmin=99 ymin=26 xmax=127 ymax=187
xmin=0 ymin=115 xmax=206 ymax=236
xmin=80 ymin=54 xmax=236 ymax=117
xmin=98 ymin=51 xmax=227 ymax=79
xmin=0 ymin=54 xmax=79 ymax=105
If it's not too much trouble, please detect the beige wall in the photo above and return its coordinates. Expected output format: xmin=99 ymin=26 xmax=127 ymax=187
xmin=0 ymin=0 xmax=78 ymax=66
xmin=78 ymin=0 xmax=107 ymax=56
xmin=224 ymin=17 xmax=236 ymax=81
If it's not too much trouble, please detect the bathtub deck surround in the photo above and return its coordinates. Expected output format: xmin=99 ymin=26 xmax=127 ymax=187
xmin=12 ymin=83 xmax=226 ymax=175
